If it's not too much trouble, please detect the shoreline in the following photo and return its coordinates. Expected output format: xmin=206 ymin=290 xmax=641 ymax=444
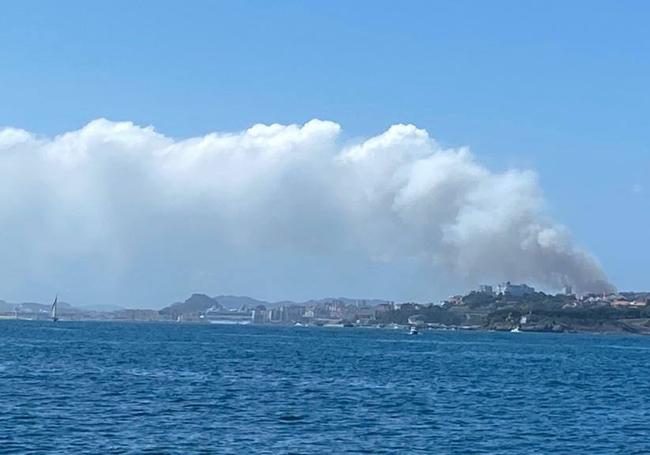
xmin=3 ymin=317 xmax=649 ymax=336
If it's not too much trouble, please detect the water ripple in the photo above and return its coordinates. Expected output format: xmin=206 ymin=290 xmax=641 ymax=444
xmin=1 ymin=321 xmax=649 ymax=453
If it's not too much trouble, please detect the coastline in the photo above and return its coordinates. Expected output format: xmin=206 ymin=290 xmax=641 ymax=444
xmin=3 ymin=317 xmax=649 ymax=336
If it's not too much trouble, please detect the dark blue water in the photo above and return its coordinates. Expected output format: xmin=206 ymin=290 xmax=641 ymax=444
xmin=1 ymin=322 xmax=649 ymax=454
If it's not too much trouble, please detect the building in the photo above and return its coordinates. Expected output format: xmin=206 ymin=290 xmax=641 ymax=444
xmin=251 ymin=306 xmax=268 ymax=324
xmin=280 ymin=305 xmax=305 ymax=323
xmin=496 ymin=282 xmax=535 ymax=297
xmin=375 ymin=303 xmax=395 ymax=313
xmin=205 ymin=308 xmax=252 ymax=324
xmin=612 ymin=299 xmax=647 ymax=308
xmin=268 ymin=308 xmax=283 ymax=323
xmin=478 ymin=285 xmax=494 ymax=295
xmin=351 ymin=307 xmax=375 ymax=324
xmin=445 ymin=295 xmax=463 ymax=305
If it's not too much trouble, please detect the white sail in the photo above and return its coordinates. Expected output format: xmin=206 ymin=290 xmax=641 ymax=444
xmin=51 ymin=295 xmax=59 ymax=321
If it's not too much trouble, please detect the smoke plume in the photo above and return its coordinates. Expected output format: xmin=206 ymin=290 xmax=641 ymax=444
xmin=0 ymin=119 xmax=614 ymax=305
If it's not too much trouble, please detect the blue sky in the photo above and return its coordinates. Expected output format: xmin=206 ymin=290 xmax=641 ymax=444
xmin=0 ymin=1 xmax=648 ymax=304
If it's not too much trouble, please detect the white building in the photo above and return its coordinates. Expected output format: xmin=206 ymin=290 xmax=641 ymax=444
xmin=496 ymin=281 xmax=535 ymax=297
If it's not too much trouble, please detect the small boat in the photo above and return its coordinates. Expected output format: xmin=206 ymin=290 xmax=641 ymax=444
xmin=51 ymin=295 xmax=59 ymax=322
xmin=510 ymin=326 xmax=521 ymax=333
xmin=409 ymin=326 xmax=419 ymax=335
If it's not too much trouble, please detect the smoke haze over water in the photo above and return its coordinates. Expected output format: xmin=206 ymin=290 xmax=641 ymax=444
xmin=0 ymin=119 xmax=614 ymax=306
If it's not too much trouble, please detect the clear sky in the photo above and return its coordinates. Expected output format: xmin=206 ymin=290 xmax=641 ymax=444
xmin=0 ymin=1 xmax=648 ymax=306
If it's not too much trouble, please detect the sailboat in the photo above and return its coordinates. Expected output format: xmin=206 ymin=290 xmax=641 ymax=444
xmin=51 ymin=295 xmax=59 ymax=322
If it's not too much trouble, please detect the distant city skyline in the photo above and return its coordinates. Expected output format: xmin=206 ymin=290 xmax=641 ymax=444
xmin=0 ymin=1 xmax=648 ymax=307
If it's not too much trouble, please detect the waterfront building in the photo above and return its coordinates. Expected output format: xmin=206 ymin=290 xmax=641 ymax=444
xmin=496 ymin=282 xmax=535 ymax=297
xmin=251 ymin=307 xmax=268 ymax=324
xmin=205 ymin=308 xmax=253 ymax=324
xmin=353 ymin=307 xmax=375 ymax=319
xmin=280 ymin=305 xmax=305 ymax=323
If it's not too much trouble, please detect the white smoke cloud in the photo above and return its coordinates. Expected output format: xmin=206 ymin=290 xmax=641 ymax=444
xmin=0 ymin=119 xmax=613 ymax=306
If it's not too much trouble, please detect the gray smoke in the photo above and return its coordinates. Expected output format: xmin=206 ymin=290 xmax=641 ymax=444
xmin=0 ymin=119 xmax=614 ymax=304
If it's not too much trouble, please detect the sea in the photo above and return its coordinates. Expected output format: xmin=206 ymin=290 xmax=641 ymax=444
xmin=1 ymin=321 xmax=649 ymax=454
